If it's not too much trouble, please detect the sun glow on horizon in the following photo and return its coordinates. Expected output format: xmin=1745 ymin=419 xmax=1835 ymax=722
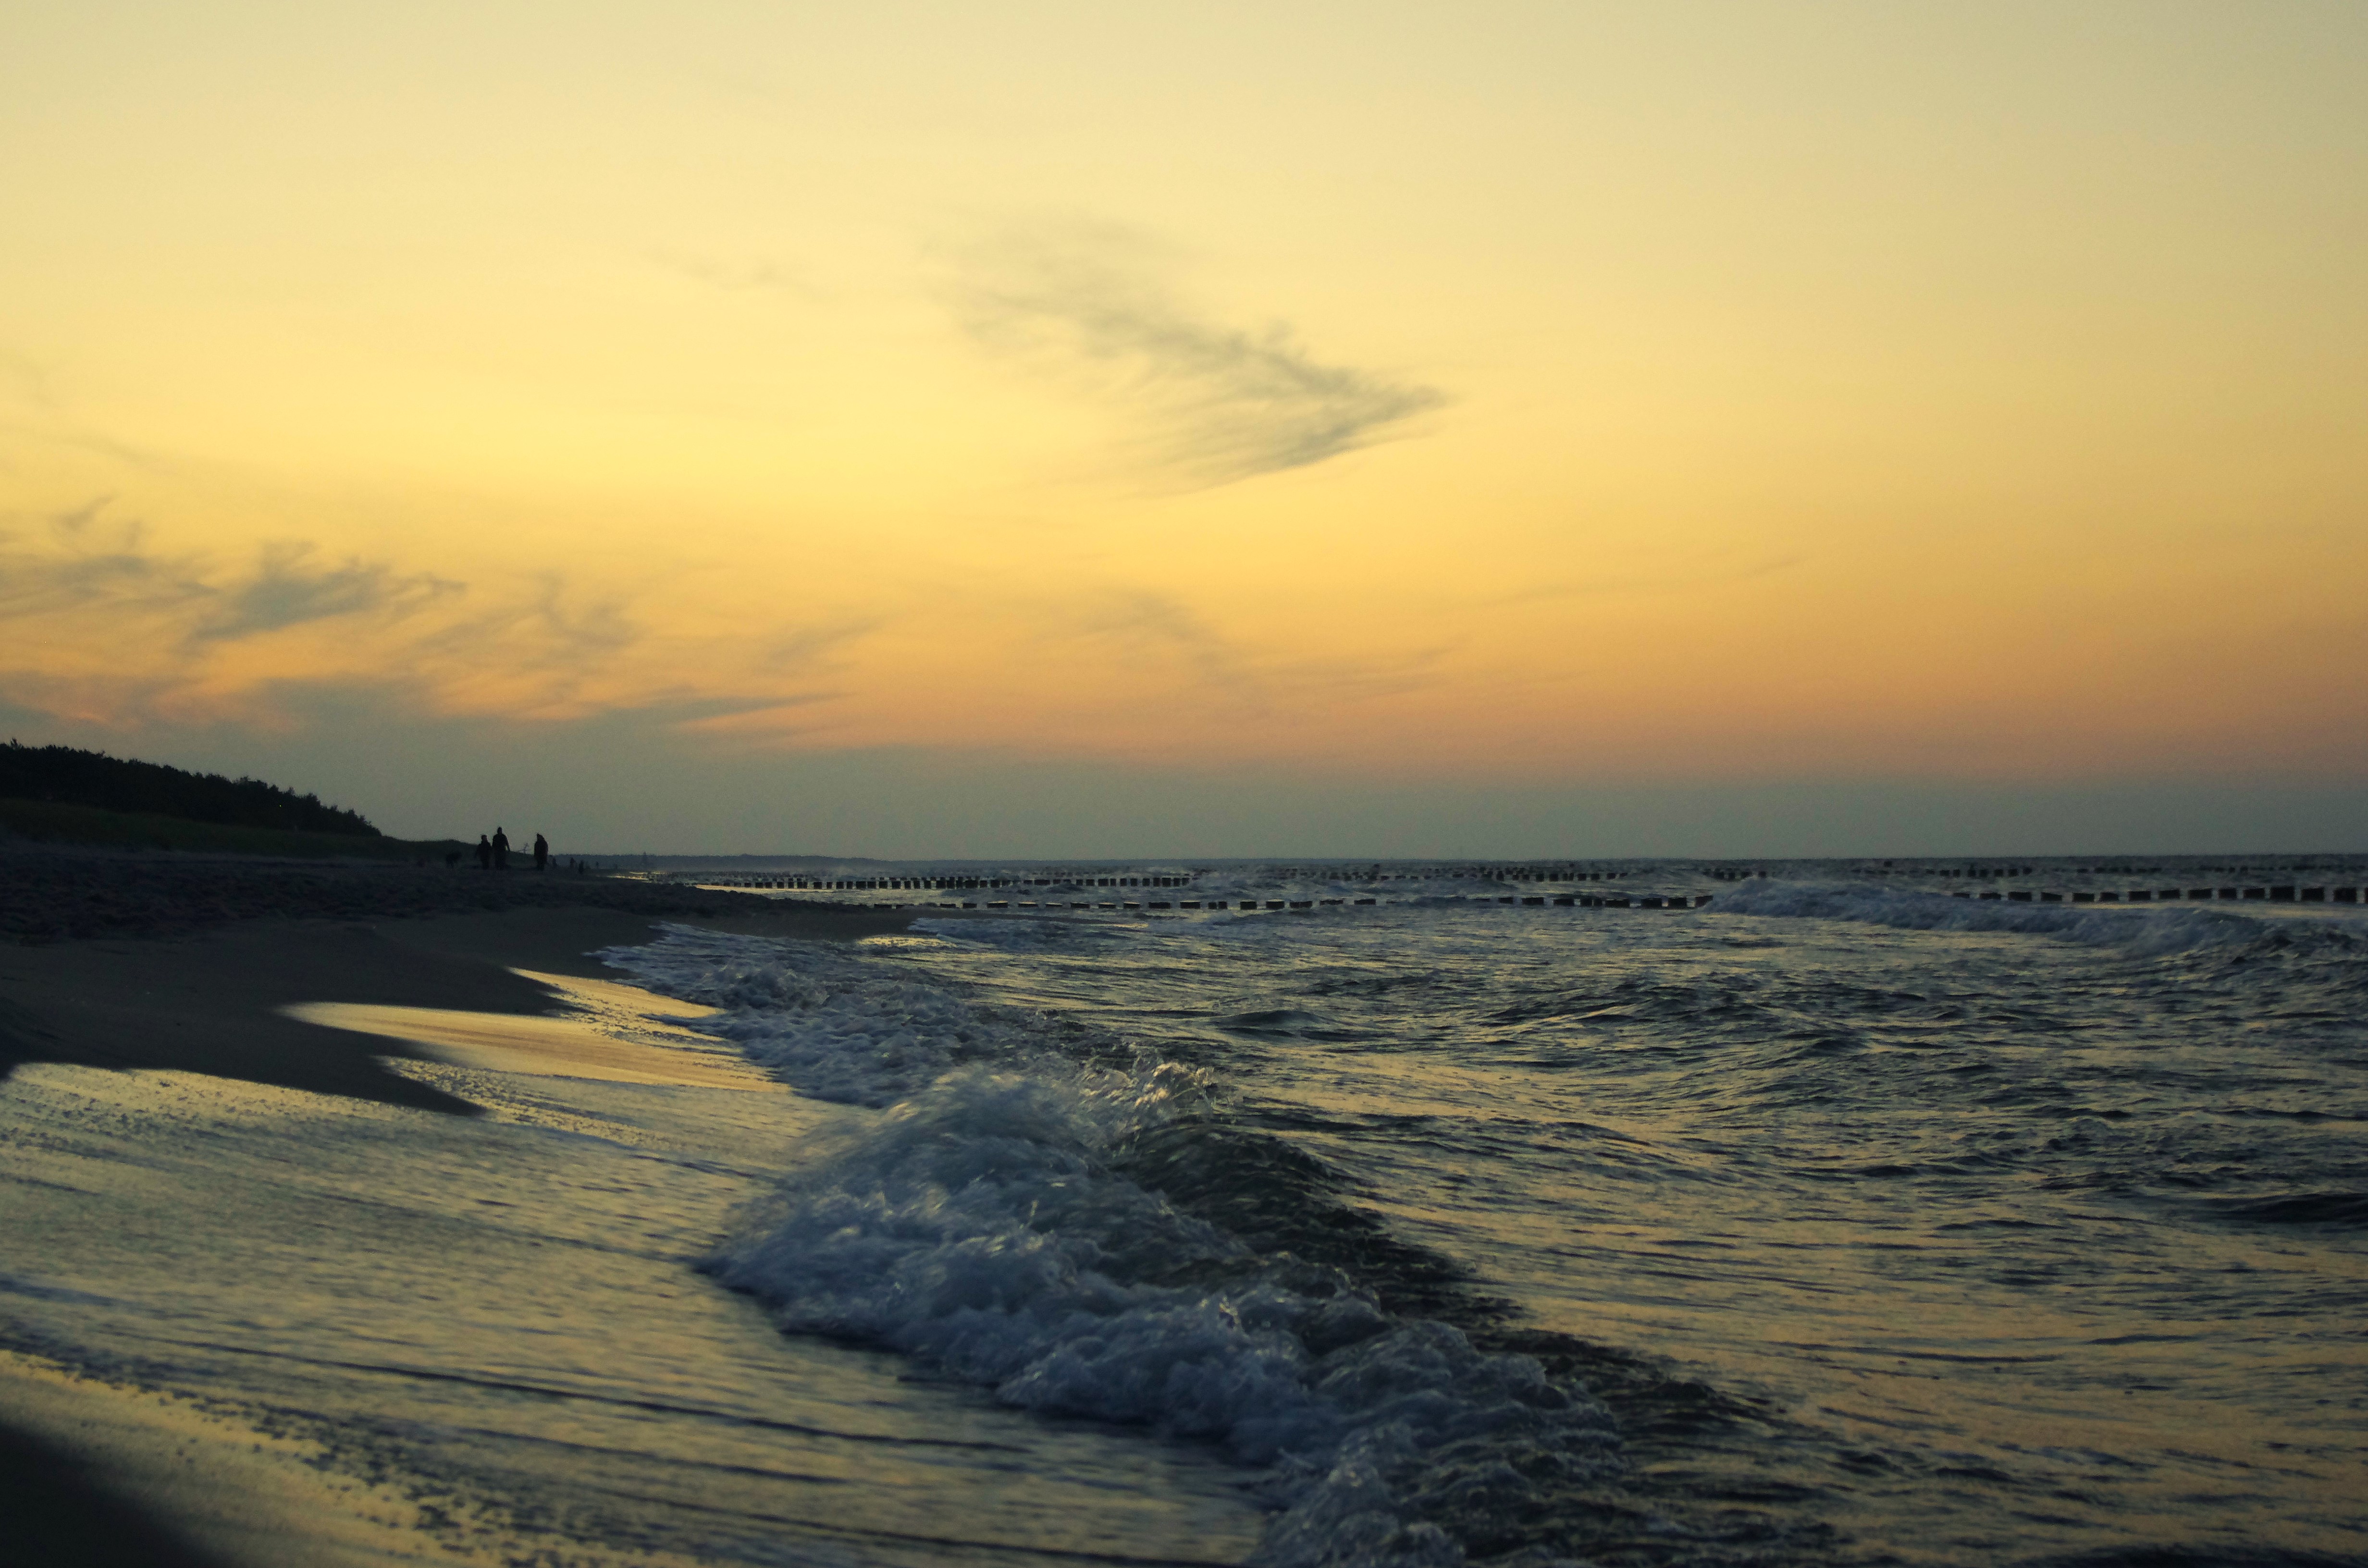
xmin=5 ymin=2 xmax=2365 ymax=847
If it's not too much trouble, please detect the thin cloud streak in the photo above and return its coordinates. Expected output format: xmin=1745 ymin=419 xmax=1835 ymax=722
xmin=646 ymin=248 xmax=828 ymax=300
xmin=1485 ymin=552 xmax=1808 ymax=607
xmin=1064 ymin=590 xmax=1260 ymax=696
xmin=0 ymin=498 xmax=209 ymax=620
xmin=189 ymin=542 xmax=461 ymax=644
xmin=1039 ymin=586 xmax=1455 ymax=721
xmin=1 ymin=502 xmax=459 ymax=644
xmin=0 ymin=502 xmax=894 ymax=737
xmin=761 ymin=616 xmax=885 ymax=673
xmin=949 ymin=222 xmax=1447 ymax=490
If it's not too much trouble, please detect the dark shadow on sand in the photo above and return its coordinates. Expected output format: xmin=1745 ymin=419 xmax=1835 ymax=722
xmin=0 ymin=1422 xmax=238 ymax=1568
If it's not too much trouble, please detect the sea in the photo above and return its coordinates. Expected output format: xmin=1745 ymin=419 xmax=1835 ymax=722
xmin=4 ymin=856 xmax=2366 ymax=1568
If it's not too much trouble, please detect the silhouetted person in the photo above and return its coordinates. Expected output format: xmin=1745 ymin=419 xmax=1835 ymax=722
xmin=493 ymin=826 xmax=510 ymax=869
xmin=475 ymin=834 xmax=493 ymax=870
xmin=533 ymin=833 xmax=549 ymax=871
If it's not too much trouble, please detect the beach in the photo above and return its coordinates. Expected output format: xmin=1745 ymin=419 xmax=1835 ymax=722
xmin=0 ymin=845 xmax=913 ymax=1110
xmin=1 ymin=850 xmax=1048 ymax=1568
xmin=5 ymin=850 xmax=2366 ymax=1568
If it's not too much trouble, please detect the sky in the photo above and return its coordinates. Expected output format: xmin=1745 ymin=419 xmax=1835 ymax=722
xmin=3 ymin=0 xmax=2364 ymax=857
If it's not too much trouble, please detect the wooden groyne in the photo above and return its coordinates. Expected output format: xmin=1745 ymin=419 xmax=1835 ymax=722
xmin=668 ymin=864 xmax=2364 ymax=913
xmin=1947 ymin=885 xmax=2359 ymax=904
xmin=680 ymin=864 xmax=1637 ymax=894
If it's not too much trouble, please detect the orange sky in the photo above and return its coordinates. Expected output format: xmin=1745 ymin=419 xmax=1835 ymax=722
xmin=4 ymin=2 xmax=2363 ymax=851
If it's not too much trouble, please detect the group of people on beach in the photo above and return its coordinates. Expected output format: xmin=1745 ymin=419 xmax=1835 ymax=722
xmin=473 ymin=827 xmax=549 ymax=871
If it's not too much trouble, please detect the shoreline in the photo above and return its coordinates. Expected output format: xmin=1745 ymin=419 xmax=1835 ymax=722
xmin=0 ymin=849 xmax=914 ymax=1568
xmin=0 ymin=845 xmax=913 ymax=1110
xmin=0 ymin=840 xmax=920 ymax=945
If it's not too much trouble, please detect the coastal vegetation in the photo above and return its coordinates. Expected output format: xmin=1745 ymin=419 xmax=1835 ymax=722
xmin=1 ymin=741 xmax=379 ymax=835
xmin=0 ymin=742 xmax=459 ymax=860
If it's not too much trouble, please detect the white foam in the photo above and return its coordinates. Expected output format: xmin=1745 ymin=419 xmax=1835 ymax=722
xmin=704 ymin=1066 xmax=1618 ymax=1567
xmin=909 ymin=915 xmax=1140 ymax=949
xmin=1712 ymin=879 xmax=2265 ymax=956
xmin=597 ymin=925 xmax=1623 ymax=1566
xmin=597 ymin=925 xmax=1044 ymax=1107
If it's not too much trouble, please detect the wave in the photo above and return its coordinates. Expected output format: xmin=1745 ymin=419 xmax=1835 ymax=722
xmin=2023 ymin=1547 xmax=2368 ymax=1568
xmin=600 ymin=927 xmax=1627 ymax=1567
xmin=703 ymin=1067 xmax=1621 ymax=1568
xmin=598 ymin=925 xmax=1052 ymax=1107
xmin=909 ymin=914 xmax=1151 ymax=949
xmin=1712 ymin=880 xmax=2276 ymax=957
xmin=2198 ymin=1190 xmax=2368 ymax=1228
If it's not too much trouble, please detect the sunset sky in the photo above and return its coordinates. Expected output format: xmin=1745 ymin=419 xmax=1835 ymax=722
xmin=5 ymin=1 xmax=2363 ymax=855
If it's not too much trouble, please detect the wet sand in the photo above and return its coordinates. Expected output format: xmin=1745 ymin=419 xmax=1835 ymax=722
xmin=0 ymin=841 xmax=917 ymax=945
xmin=0 ymin=849 xmax=911 ymax=1111
xmin=0 ymin=851 xmax=914 ymax=1568
xmin=286 ymin=968 xmax=778 ymax=1090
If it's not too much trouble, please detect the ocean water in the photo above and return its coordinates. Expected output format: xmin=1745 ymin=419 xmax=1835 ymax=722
xmin=6 ymin=857 xmax=2367 ymax=1567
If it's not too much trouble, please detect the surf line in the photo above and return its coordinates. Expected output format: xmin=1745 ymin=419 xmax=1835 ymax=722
xmin=765 ymin=894 xmax=1719 ymax=912
xmin=1939 ymin=883 xmax=2359 ymax=905
xmin=760 ymin=881 xmax=2368 ymax=916
xmin=672 ymin=866 xmax=2367 ymax=915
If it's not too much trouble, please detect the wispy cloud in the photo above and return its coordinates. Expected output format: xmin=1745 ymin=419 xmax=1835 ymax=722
xmin=0 ymin=502 xmax=646 ymax=727
xmin=671 ymin=689 xmax=849 ymax=745
xmin=189 ymin=541 xmax=460 ymax=643
xmin=1042 ymin=587 xmax=1453 ymax=718
xmin=0 ymin=498 xmax=210 ymax=620
xmin=1485 ymin=551 xmax=1808 ymax=606
xmin=397 ymin=574 xmax=641 ymax=718
xmin=1065 ymin=589 xmax=1259 ymax=694
xmin=0 ymin=502 xmax=458 ymax=643
xmin=647 ymin=248 xmax=826 ymax=299
xmin=761 ymin=615 xmax=884 ymax=672
xmin=0 ymin=347 xmax=62 ymax=413
xmin=948 ymin=220 xmax=1447 ymax=490
xmin=0 ymin=495 xmax=900 ymax=741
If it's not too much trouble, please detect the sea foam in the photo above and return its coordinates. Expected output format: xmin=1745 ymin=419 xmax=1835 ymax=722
xmin=1712 ymin=878 xmax=2270 ymax=956
xmin=600 ymin=926 xmax=1623 ymax=1567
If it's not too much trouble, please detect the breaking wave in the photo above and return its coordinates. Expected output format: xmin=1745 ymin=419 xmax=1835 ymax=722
xmin=601 ymin=926 xmax=1628 ymax=1568
xmin=1712 ymin=880 xmax=2276 ymax=956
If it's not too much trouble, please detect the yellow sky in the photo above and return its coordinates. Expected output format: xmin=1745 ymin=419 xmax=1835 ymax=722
xmin=4 ymin=1 xmax=2365 ymax=845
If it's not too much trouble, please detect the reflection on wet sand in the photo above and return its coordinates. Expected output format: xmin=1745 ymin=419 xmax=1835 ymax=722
xmin=0 ymin=1051 xmax=1264 ymax=1565
xmin=285 ymin=969 xmax=776 ymax=1090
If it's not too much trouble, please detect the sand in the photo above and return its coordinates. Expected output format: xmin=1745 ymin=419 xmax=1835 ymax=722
xmin=0 ymin=840 xmax=926 ymax=943
xmin=286 ymin=969 xmax=779 ymax=1090
xmin=0 ymin=848 xmax=913 ymax=1568
xmin=0 ymin=846 xmax=911 ymax=1110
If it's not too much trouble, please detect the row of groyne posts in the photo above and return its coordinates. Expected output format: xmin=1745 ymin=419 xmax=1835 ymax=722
xmin=678 ymin=861 xmax=2368 ymax=912
xmin=678 ymin=864 xmax=1716 ymax=910
xmin=1718 ymin=864 xmax=2365 ymax=904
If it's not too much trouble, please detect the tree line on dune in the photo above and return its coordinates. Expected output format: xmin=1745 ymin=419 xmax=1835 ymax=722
xmin=0 ymin=741 xmax=382 ymax=838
